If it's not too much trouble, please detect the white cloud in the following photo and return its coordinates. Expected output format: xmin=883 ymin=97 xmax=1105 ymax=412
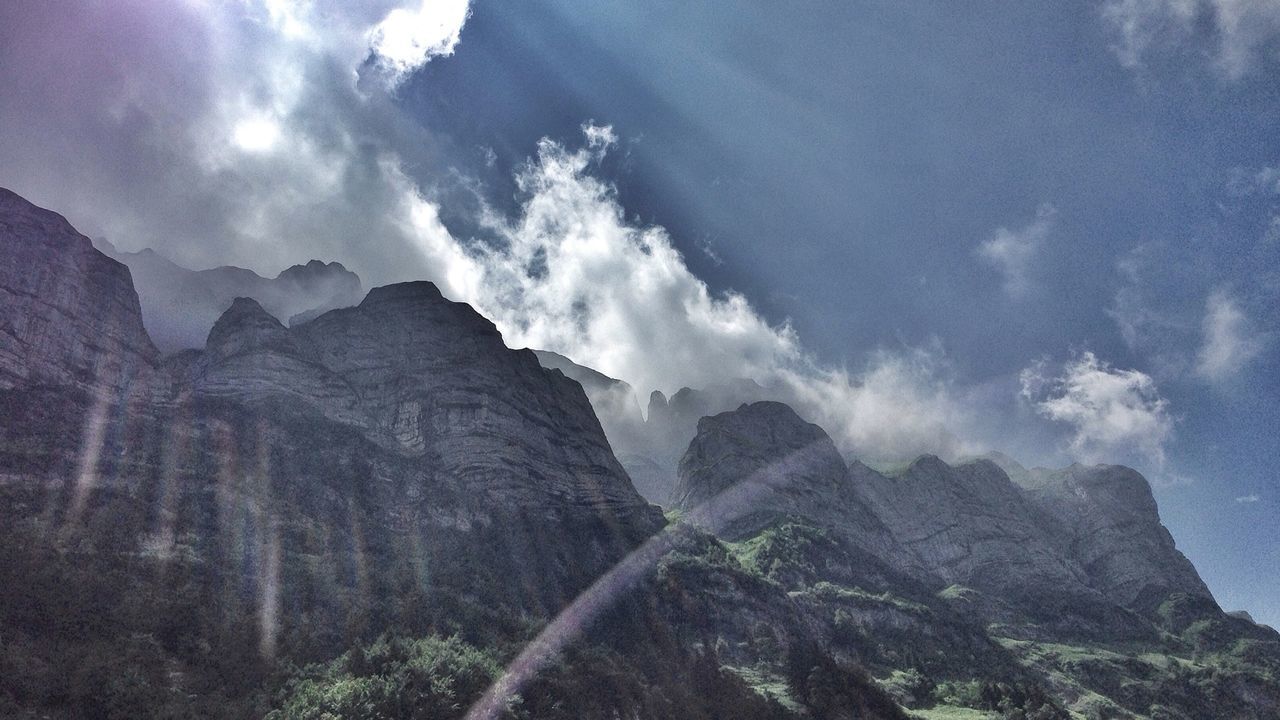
xmin=1105 ymin=246 xmax=1198 ymax=379
xmin=977 ymin=203 xmax=1056 ymax=297
xmin=1197 ymin=290 xmax=1267 ymax=381
xmin=1102 ymin=0 xmax=1280 ymax=79
xmin=367 ymin=0 xmax=471 ymax=87
xmin=1236 ymin=494 xmax=1261 ymax=503
xmin=459 ymin=126 xmax=977 ymax=461
xmin=0 ymin=1 xmax=475 ymax=285
xmin=1227 ymin=165 xmax=1280 ymax=196
xmin=1021 ymin=352 xmax=1174 ymax=466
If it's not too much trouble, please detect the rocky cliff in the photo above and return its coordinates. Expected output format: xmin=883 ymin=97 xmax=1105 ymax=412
xmin=1004 ymin=458 xmax=1215 ymax=615
xmin=0 ymin=188 xmax=157 ymax=394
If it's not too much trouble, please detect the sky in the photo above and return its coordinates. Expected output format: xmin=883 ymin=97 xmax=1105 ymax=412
xmin=0 ymin=1 xmax=1277 ymax=625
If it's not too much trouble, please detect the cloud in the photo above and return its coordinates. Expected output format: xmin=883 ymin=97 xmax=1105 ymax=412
xmin=1106 ymin=246 xmax=1197 ymax=377
xmin=1020 ymin=352 xmax=1174 ymax=466
xmin=0 ymin=1 xmax=475 ymax=288
xmin=464 ymin=126 xmax=979 ymax=461
xmin=1236 ymin=494 xmax=1261 ymax=503
xmin=1102 ymin=0 xmax=1280 ymax=79
xmin=1197 ymin=290 xmax=1267 ymax=381
xmin=976 ymin=203 xmax=1056 ymax=297
xmin=367 ymin=0 xmax=472 ymax=87
xmin=1227 ymin=164 xmax=1280 ymax=196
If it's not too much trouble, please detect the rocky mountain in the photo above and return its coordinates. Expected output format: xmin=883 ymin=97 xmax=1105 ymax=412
xmin=996 ymin=456 xmax=1215 ymax=615
xmin=95 ymin=239 xmax=363 ymax=352
xmin=673 ymin=401 xmax=1280 ymax=717
xmin=4 ymin=190 xmax=838 ymax=720
xmin=2 ymin=188 xmax=1278 ymax=720
xmin=527 ymin=350 xmax=776 ymax=505
xmin=0 ymin=188 xmax=157 ymax=394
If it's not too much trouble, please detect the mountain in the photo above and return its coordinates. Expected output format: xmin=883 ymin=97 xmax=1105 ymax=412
xmin=94 ymin=240 xmax=363 ymax=352
xmin=673 ymin=402 xmax=1280 ymax=717
xmin=0 ymin=188 xmax=158 ymax=393
xmin=995 ymin=456 xmax=1215 ymax=615
xmin=2 ymin=187 xmax=1278 ymax=720
xmin=527 ymin=350 xmax=775 ymax=505
xmin=1 ymin=189 xmax=912 ymax=720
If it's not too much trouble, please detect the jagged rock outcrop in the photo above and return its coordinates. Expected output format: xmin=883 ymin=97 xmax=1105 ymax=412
xmin=95 ymin=241 xmax=363 ymax=351
xmin=1007 ymin=460 xmax=1214 ymax=614
xmin=852 ymin=455 xmax=1147 ymax=636
xmin=167 ymin=285 xmax=663 ymax=521
xmin=674 ymin=402 xmax=908 ymax=565
xmin=0 ymin=188 xmax=157 ymax=393
xmin=675 ymin=403 xmax=1153 ymax=638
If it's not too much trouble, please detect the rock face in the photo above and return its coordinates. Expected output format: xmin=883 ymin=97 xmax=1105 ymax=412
xmin=0 ymin=189 xmax=668 ymax=717
xmin=851 ymin=456 xmax=1147 ymax=635
xmin=96 ymin=241 xmax=363 ymax=352
xmin=1008 ymin=460 xmax=1213 ymax=613
xmin=0 ymin=188 xmax=157 ymax=393
xmin=675 ymin=402 xmax=1199 ymax=637
xmin=191 ymin=284 xmax=657 ymax=515
xmin=674 ymin=402 xmax=910 ymax=567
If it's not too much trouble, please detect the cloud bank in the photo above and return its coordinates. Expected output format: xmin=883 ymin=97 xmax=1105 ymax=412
xmin=460 ymin=128 xmax=978 ymax=462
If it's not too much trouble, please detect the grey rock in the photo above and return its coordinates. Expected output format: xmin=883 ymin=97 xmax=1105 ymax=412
xmin=616 ymin=452 xmax=676 ymax=506
xmin=673 ymin=401 xmax=906 ymax=566
xmin=179 ymin=283 xmax=660 ymax=518
xmin=1007 ymin=459 xmax=1214 ymax=613
xmin=0 ymin=187 xmax=157 ymax=393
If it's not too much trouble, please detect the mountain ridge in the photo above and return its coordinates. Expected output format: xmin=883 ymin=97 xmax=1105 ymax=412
xmin=1 ymin=187 xmax=1277 ymax=719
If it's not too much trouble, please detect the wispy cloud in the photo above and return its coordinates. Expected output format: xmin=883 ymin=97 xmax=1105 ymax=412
xmin=1236 ymin=494 xmax=1261 ymax=503
xmin=1197 ymin=290 xmax=1267 ymax=381
xmin=977 ymin=203 xmax=1056 ymax=297
xmin=1102 ymin=0 xmax=1280 ymax=80
xmin=1021 ymin=352 xmax=1174 ymax=467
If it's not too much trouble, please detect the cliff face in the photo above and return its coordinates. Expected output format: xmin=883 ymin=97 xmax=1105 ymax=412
xmin=0 ymin=191 xmax=673 ymax=718
xmin=184 ymin=284 xmax=658 ymax=517
xmin=672 ymin=403 xmax=1228 ymax=640
xmin=673 ymin=402 xmax=900 ymax=558
xmin=0 ymin=188 xmax=157 ymax=393
xmin=1012 ymin=461 xmax=1214 ymax=614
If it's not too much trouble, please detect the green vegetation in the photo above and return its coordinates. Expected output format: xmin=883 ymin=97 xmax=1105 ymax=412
xmin=267 ymin=635 xmax=503 ymax=720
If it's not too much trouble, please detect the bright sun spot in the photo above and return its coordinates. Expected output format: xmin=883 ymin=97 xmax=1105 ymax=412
xmin=233 ymin=117 xmax=281 ymax=152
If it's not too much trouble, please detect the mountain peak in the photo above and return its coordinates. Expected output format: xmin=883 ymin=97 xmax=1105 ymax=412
xmin=360 ymin=280 xmax=445 ymax=306
xmin=205 ymin=296 xmax=291 ymax=359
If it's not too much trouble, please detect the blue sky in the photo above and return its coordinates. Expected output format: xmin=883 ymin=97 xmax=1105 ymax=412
xmin=401 ymin=0 xmax=1280 ymax=624
xmin=0 ymin=1 xmax=1276 ymax=624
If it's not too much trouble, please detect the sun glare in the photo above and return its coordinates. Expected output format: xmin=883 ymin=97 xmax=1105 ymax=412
xmin=233 ymin=116 xmax=281 ymax=152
